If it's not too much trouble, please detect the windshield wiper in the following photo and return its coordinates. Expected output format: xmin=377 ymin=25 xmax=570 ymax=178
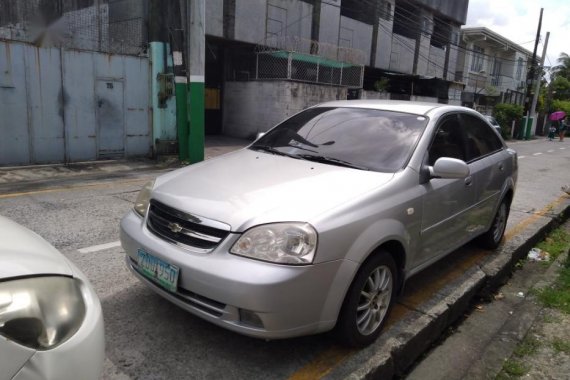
xmin=250 ymin=145 xmax=300 ymax=159
xmin=297 ymin=154 xmax=369 ymax=170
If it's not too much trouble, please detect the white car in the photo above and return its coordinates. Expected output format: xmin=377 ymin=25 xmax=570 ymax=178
xmin=0 ymin=216 xmax=105 ymax=380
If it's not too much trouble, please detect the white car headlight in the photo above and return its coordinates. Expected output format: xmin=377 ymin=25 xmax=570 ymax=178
xmin=230 ymin=223 xmax=317 ymax=265
xmin=134 ymin=179 xmax=155 ymax=217
xmin=0 ymin=276 xmax=86 ymax=350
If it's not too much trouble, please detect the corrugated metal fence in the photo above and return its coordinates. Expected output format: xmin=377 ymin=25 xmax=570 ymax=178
xmin=0 ymin=40 xmax=150 ymax=166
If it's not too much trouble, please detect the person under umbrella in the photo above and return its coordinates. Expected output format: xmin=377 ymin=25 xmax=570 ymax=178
xmin=559 ymin=117 xmax=568 ymax=142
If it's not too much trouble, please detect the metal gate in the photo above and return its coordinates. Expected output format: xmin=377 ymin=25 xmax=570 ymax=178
xmin=0 ymin=41 xmax=150 ymax=166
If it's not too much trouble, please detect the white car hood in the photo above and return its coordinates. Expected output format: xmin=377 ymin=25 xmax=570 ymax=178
xmin=0 ymin=216 xmax=73 ymax=279
xmin=152 ymin=149 xmax=394 ymax=230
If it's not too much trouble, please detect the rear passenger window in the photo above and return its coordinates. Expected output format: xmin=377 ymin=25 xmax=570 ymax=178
xmin=428 ymin=114 xmax=466 ymax=165
xmin=461 ymin=114 xmax=503 ymax=162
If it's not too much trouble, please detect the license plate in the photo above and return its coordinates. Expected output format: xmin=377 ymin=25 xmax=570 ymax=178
xmin=137 ymin=249 xmax=179 ymax=292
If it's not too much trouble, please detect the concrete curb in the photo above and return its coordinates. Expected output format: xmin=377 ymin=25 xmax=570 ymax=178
xmin=326 ymin=198 xmax=570 ymax=379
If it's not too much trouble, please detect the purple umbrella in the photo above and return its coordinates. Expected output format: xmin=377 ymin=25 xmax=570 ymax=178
xmin=549 ymin=111 xmax=566 ymax=121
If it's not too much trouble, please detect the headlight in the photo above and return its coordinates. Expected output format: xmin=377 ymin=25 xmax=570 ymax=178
xmin=230 ymin=223 xmax=317 ymax=265
xmin=134 ymin=179 xmax=155 ymax=217
xmin=0 ymin=276 xmax=86 ymax=350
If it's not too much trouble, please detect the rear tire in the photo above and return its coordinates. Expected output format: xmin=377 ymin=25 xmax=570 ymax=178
xmin=336 ymin=251 xmax=397 ymax=347
xmin=477 ymin=199 xmax=509 ymax=249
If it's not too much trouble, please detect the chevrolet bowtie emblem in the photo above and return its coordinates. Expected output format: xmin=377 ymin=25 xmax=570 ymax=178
xmin=168 ymin=222 xmax=183 ymax=233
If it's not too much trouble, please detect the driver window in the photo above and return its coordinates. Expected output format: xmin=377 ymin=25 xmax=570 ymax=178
xmin=428 ymin=115 xmax=466 ymax=165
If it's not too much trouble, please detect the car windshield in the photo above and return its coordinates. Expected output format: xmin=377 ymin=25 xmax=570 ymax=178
xmin=250 ymin=107 xmax=428 ymax=172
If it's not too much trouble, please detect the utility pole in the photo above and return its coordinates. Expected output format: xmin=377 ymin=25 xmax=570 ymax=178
xmin=522 ymin=8 xmax=543 ymax=139
xmin=173 ymin=1 xmax=188 ymax=161
xmin=186 ymin=0 xmax=205 ymax=163
xmin=370 ymin=0 xmax=380 ymax=67
xmin=530 ymin=31 xmax=549 ymax=137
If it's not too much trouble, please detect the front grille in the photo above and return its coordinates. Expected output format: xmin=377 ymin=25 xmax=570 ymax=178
xmin=147 ymin=200 xmax=230 ymax=252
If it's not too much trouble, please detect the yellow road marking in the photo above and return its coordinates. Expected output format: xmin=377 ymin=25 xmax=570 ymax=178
xmin=288 ymin=195 xmax=569 ymax=380
xmin=0 ymin=178 xmax=147 ymax=199
xmin=504 ymin=195 xmax=568 ymax=241
xmin=288 ymin=346 xmax=355 ymax=380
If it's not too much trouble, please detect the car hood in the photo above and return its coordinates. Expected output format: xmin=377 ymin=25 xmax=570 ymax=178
xmin=152 ymin=149 xmax=394 ymax=231
xmin=0 ymin=215 xmax=73 ymax=279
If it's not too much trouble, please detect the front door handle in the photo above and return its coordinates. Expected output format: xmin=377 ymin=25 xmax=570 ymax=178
xmin=464 ymin=176 xmax=473 ymax=186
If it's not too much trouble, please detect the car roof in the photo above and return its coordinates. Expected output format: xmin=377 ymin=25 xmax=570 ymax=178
xmin=315 ymin=99 xmax=471 ymax=116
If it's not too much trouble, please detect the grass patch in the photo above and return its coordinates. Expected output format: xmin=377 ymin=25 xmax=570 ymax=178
xmin=535 ymin=227 xmax=570 ymax=313
xmin=537 ymin=266 xmax=570 ymax=314
xmin=552 ymin=338 xmax=570 ymax=354
xmin=535 ymin=228 xmax=570 ymax=261
xmin=542 ymin=314 xmax=561 ymax=323
xmin=502 ymin=359 xmax=528 ymax=377
xmin=513 ymin=336 xmax=541 ymax=357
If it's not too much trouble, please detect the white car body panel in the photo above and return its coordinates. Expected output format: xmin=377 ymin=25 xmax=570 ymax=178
xmin=0 ymin=216 xmax=104 ymax=380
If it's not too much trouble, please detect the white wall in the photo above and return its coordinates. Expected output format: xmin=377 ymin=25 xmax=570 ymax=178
xmin=235 ymin=0 xmax=312 ymax=45
xmin=375 ymin=2 xmax=394 ymax=70
xmin=223 ymin=81 xmax=346 ymax=138
xmin=206 ymin=0 xmax=224 ymax=37
xmin=339 ymin=16 xmax=373 ymax=65
xmin=390 ymin=34 xmax=415 ymax=74
xmin=319 ymin=0 xmax=341 ymax=46
xmin=427 ymin=45 xmax=445 ymax=78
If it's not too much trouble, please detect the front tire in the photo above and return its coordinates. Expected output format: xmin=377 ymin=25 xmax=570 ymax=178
xmin=336 ymin=251 xmax=397 ymax=347
xmin=477 ymin=199 xmax=509 ymax=249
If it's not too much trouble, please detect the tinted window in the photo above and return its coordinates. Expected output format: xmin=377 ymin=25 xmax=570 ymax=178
xmin=251 ymin=107 xmax=428 ymax=172
xmin=462 ymin=114 xmax=503 ymax=161
xmin=428 ymin=115 xmax=466 ymax=165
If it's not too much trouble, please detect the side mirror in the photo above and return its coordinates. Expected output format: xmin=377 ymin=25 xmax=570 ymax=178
xmin=429 ymin=157 xmax=470 ymax=179
xmin=255 ymin=132 xmax=266 ymax=140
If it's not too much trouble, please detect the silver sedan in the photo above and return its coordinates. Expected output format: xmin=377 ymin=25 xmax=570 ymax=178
xmin=121 ymin=100 xmax=517 ymax=347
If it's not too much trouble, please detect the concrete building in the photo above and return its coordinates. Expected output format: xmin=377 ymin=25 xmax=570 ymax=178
xmin=205 ymin=0 xmax=469 ymax=139
xmin=457 ymin=27 xmax=533 ymax=114
xmin=1 ymin=0 xmax=471 ymax=164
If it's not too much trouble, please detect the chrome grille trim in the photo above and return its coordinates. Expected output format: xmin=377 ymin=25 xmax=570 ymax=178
xmin=147 ymin=200 xmax=230 ymax=252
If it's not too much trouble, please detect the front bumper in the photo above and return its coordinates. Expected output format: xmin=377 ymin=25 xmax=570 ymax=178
xmin=120 ymin=210 xmax=357 ymax=339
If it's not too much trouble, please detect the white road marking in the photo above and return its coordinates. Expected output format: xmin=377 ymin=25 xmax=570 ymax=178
xmin=561 ymin=147 xmax=566 ymax=150
xmin=547 ymin=150 xmax=554 ymax=153
xmin=518 ymin=155 xmax=526 ymax=159
xmin=78 ymin=241 xmax=121 ymax=253
xmin=533 ymin=152 xmax=543 ymax=156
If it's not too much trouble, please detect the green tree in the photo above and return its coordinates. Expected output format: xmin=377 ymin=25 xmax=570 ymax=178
xmin=552 ymin=99 xmax=570 ymax=114
xmin=551 ymin=76 xmax=570 ymax=100
xmin=493 ymin=103 xmax=524 ymax=137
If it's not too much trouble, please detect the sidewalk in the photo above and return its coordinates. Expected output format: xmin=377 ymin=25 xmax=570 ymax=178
xmin=0 ymin=135 xmax=250 ymax=186
xmin=405 ymin=222 xmax=570 ymax=379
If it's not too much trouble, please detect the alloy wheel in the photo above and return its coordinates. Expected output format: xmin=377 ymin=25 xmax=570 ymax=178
xmin=356 ymin=265 xmax=393 ymax=336
xmin=492 ymin=203 xmax=507 ymax=243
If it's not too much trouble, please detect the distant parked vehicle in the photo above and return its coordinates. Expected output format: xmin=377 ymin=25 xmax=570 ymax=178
xmin=485 ymin=115 xmax=502 ymax=133
xmin=121 ymin=100 xmax=518 ymax=347
xmin=0 ymin=216 xmax=105 ymax=380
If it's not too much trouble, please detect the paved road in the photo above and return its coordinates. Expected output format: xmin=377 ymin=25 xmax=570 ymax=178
xmin=0 ymin=138 xmax=568 ymax=379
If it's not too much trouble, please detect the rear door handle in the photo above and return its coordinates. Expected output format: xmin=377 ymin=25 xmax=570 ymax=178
xmin=498 ymin=163 xmax=505 ymax=171
xmin=464 ymin=176 xmax=473 ymax=186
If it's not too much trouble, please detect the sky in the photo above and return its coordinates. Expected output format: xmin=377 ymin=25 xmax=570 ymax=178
xmin=465 ymin=0 xmax=570 ymax=74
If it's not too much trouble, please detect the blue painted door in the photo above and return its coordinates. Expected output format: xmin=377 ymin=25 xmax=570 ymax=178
xmin=96 ymin=80 xmax=124 ymax=158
